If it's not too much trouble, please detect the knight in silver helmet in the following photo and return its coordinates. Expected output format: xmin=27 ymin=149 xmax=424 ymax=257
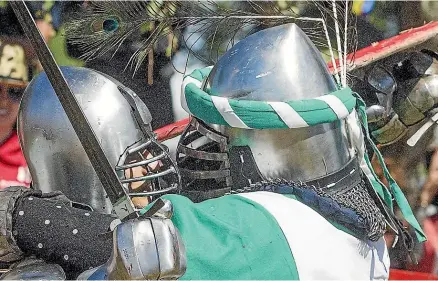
xmin=202 ymin=23 xmax=351 ymax=182
xmin=0 ymin=24 xmax=426 ymax=281
xmin=18 ymin=66 xmax=180 ymax=213
xmin=350 ymin=50 xmax=438 ymax=270
xmin=179 ymin=24 xmax=349 ymax=187
xmin=176 ymin=23 xmax=416 ymax=244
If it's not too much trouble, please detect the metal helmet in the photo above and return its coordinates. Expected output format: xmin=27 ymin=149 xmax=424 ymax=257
xmin=18 ymin=66 xmax=180 ymax=213
xmin=177 ymin=24 xmax=353 ymax=200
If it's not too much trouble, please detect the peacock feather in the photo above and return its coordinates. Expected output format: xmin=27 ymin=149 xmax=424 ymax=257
xmin=65 ymin=0 xmax=356 ymax=87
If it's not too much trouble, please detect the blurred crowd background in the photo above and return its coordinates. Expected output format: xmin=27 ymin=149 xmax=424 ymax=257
xmin=1 ymin=0 xmax=438 ymax=275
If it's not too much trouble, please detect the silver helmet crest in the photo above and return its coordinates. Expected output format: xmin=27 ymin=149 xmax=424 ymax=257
xmin=18 ymin=67 xmax=180 ymax=213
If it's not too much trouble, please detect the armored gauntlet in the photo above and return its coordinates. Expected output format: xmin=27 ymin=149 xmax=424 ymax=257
xmin=107 ymin=216 xmax=186 ymax=280
xmin=357 ymin=50 xmax=438 ymax=146
xmin=79 ymin=199 xmax=187 ymax=280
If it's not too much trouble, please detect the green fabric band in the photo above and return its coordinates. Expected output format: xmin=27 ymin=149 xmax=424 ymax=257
xmin=355 ymin=95 xmax=426 ymax=243
xmin=182 ymin=67 xmax=357 ymax=129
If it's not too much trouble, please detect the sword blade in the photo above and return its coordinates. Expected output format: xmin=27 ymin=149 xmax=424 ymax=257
xmin=10 ymin=1 xmax=136 ymax=220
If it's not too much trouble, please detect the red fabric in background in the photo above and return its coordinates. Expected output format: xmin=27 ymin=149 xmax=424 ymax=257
xmin=0 ymin=131 xmax=30 ymax=189
xmin=410 ymin=213 xmax=438 ymax=274
xmin=389 ymin=269 xmax=438 ymax=280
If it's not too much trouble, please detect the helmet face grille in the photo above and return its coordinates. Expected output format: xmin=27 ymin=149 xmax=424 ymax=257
xmin=177 ymin=119 xmax=231 ymax=202
xmin=116 ymin=134 xmax=181 ymax=209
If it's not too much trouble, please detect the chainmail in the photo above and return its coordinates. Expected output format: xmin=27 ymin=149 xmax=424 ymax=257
xmin=228 ymin=178 xmax=387 ymax=241
xmin=319 ymin=179 xmax=386 ymax=241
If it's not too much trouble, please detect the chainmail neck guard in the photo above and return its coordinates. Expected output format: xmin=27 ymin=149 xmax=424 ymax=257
xmin=181 ymin=152 xmax=387 ymax=241
xmin=230 ymin=176 xmax=387 ymax=242
xmin=178 ymin=119 xmax=386 ymax=241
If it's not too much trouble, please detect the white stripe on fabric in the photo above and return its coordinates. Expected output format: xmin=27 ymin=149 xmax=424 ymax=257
xmin=346 ymin=110 xmax=365 ymax=161
xmin=238 ymin=192 xmax=389 ymax=280
xmin=316 ymin=95 xmax=350 ymax=119
xmin=267 ymin=102 xmax=308 ymax=128
xmin=210 ymin=96 xmax=250 ymax=129
xmin=181 ymin=76 xmax=202 ymax=113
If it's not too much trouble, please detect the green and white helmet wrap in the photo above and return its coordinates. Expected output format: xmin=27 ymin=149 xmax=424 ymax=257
xmin=182 ymin=68 xmax=356 ymax=130
xmin=178 ymin=23 xmax=425 ymax=243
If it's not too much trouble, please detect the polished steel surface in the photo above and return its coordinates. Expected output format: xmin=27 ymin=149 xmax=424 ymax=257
xmin=227 ymin=123 xmax=351 ymax=181
xmin=395 ymin=58 xmax=438 ymax=127
xmin=18 ymin=67 xmax=178 ymax=214
xmin=0 ymin=258 xmax=66 ymax=280
xmin=425 ymin=57 xmax=438 ymax=76
xmin=153 ymin=198 xmax=174 ymax=219
xmin=91 ymin=216 xmax=186 ymax=280
xmin=204 ymin=23 xmax=351 ymax=182
xmin=421 ymin=59 xmax=438 ymax=101
xmin=76 ymin=266 xmax=103 ymax=280
xmin=204 ymin=23 xmax=337 ymax=101
xmin=419 ymin=57 xmax=438 ymax=102
xmin=366 ymin=105 xmax=386 ymax=123
xmin=412 ymin=75 xmax=438 ymax=103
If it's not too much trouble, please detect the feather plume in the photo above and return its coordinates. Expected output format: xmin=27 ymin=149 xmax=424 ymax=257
xmin=66 ymin=0 xmax=357 ymax=86
xmin=66 ymin=1 xmax=179 ymax=73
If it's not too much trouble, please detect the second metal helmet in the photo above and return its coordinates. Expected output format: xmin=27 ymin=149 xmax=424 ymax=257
xmin=177 ymin=23 xmax=353 ymax=199
xmin=19 ymin=67 xmax=180 ymax=213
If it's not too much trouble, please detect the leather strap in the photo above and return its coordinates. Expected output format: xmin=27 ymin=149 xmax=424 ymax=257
xmin=306 ymin=157 xmax=361 ymax=195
